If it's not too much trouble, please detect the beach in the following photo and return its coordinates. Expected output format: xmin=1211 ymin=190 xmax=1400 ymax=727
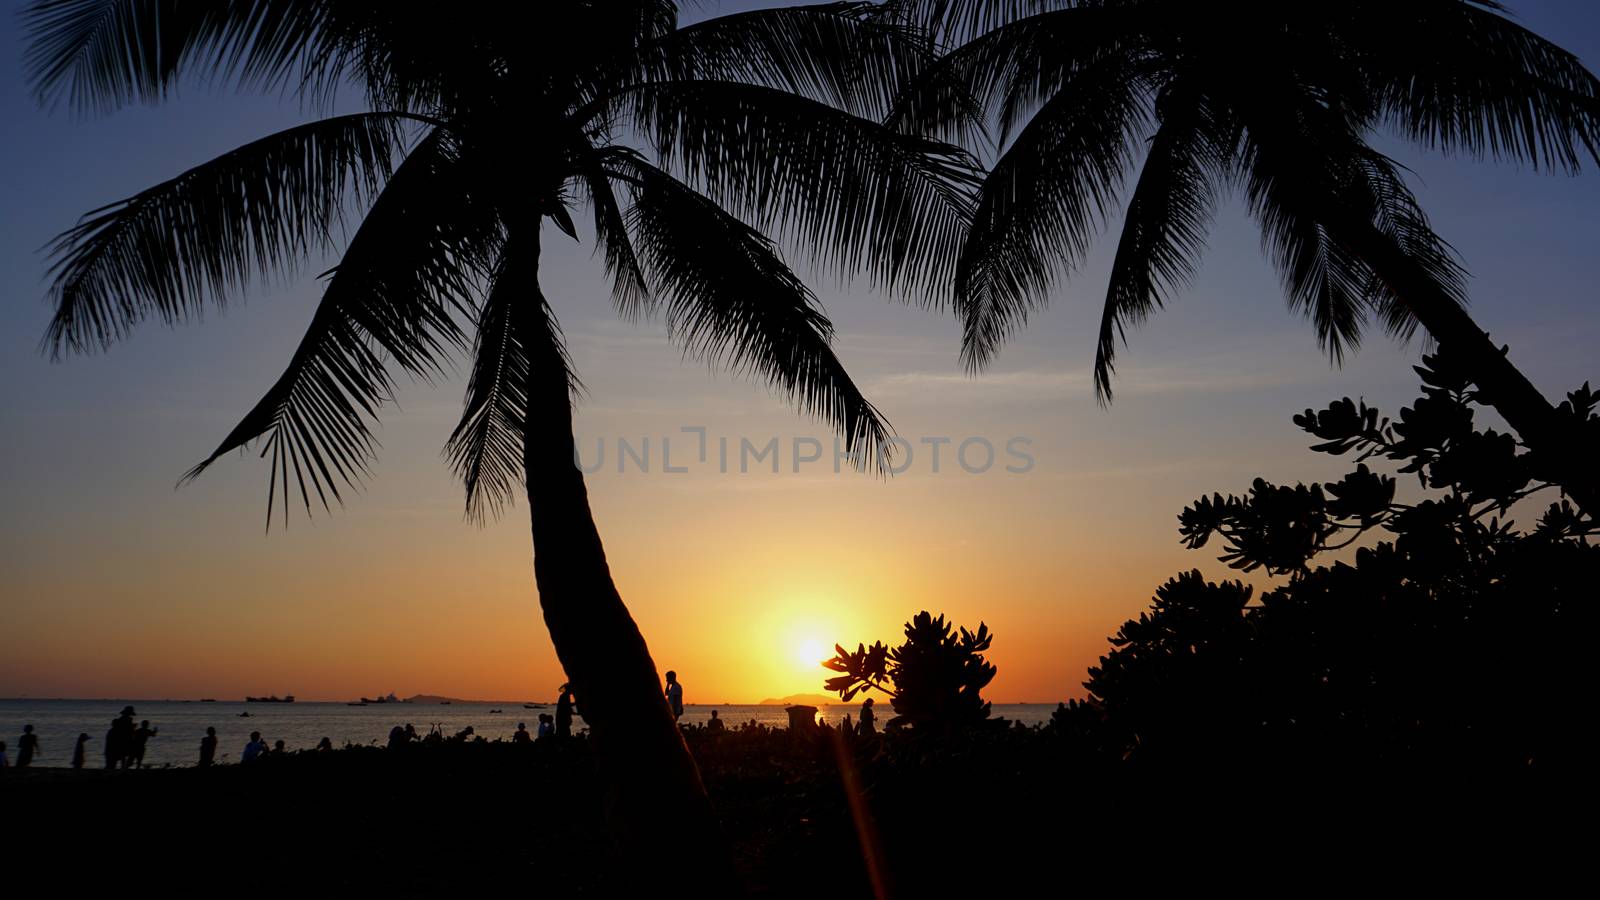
xmin=0 ymin=699 xmax=1061 ymax=768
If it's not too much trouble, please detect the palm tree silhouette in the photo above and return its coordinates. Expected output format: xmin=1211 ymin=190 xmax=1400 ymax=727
xmin=894 ymin=0 xmax=1600 ymax=515
xmin=23 ymin=0 xmax=976 ymax=860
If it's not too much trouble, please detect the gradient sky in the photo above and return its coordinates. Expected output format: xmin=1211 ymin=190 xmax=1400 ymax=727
xmin=3 ymin=1 xmax=1598 ymax=704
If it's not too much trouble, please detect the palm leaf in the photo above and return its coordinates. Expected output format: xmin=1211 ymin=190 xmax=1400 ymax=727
xmin=22 ymin=0 xmax=328 ymax=113
xmin=444 ymin=231 xmax=579 ymax=523
xmin=1095 ymin=98 xmax=1222 ymax=402
xmin=1348 ymin=0 xmax=1600 ymax=172
xmin=42 ymin=112 xmax=409 ymax=356
xmin=183 ymin=130 xmax=503 ymax=527
xmin=624 ymin=79 xmax=980 ymax=305
xmin=958 ymin=54 xmax=1148 ymax=370
xmin=609 ymin=156 xmax=893 ymax=472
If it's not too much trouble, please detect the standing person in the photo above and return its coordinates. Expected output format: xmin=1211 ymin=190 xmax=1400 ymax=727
xmin=72 ymin=733 xmax=91 ymax=769
xmin=556 ymin=686 xmax=575 ymax=738
xmin=198 ymin=728 xmax=218 ymax=767
xmin=16 ymin=725 xmax=39 ymax=768
xmin=131 ymin=721 xmax=158 ymax=768
xmin=536 ymin=714 xmax=555 ymax=739
xmin=664 ymin=671 xmax=684 ymax=722
xmin=106 ymin=706 xmax=135 ymax=769
xmin=859 ymin=697 xmax=876 ymax=736
xmin=240 ymin=731 xmax=267 ymax=763
xmin=707 ymin=710 xmax=725 ymax=734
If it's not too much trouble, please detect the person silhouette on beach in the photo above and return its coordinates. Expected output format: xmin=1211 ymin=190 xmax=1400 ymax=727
xmin=16 ymin=725 xmax=39 ymax=768
xmin=556 ymin=686 xmax=575 ymax=738
xmin=0 ymin=741 xmax=8 ymax=769
xmin=241 ymin=731 xmax=267 ymax=763
xmin=512 ymin=722 xmax=531 ymax=744
xmin=707 ymin=710 xmax=725 ymax=733
xmin=272 ymin=739 xmax=286 ymax=756
xmin=106 ymin=706 xmax=135 ymax=769
xmin=199 ymin=727 xmax=218 ymax=767
xmin=859 ymin=697 xmax=876 ymax=735
xmin=316 ymin=737 xmax=333 ymax=752
xmin=537 ymin=714 xmax=554 ymax=739
xmin=131 ymin=720 xmax=158 ymax=767
xmin=72 ymin=733 xmax=91 ymax=769
xmin=664 ymin=671 xmax=684 ymax=721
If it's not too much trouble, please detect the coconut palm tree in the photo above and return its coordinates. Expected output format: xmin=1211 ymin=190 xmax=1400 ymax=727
xmin=892 ymin=0 xmax=1600 ymax=517
xmin=23 ymin=0 xmax=977 ymax=861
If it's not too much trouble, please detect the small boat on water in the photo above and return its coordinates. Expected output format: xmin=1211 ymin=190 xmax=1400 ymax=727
xmin=245 ymin=694 xmax=295 ymax=703
xmin=199 ymin=698 xmax=216 ymax=703
xmin=346 ymin=702 xmax=368 ymax=707
xmin=523 ymin=703 xmax=546 ymax=709
xmin=489 ymin=709 xmax=503 ymax=714
xmin=237 ymin=712 xmax=252 ymax=717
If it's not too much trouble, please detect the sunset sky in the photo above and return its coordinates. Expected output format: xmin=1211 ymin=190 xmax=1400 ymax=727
xmin=3 ymin=1 xmax=1599 ymax=704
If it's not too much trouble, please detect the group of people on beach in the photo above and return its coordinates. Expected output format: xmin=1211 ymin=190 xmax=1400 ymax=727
xmin=2 ymin=680 xmax=880 ymax=771
xmin=513 ymin=684 xmax=580 ymax=743
xmin=0 ymin=707 xmax=160 ymax=770
xmin=662 ymin=669 xmax=879 ymax=736
xmin=0 ymin=706 xmax=341 ymax=770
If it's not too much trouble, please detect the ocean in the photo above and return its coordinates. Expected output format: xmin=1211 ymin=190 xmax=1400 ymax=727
xmin=0 ymin=699 xmax=1062 ymax=768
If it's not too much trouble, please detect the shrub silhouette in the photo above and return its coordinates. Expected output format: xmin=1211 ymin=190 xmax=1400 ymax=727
xmin=1080 ymin=348 xmax=1596 ymax=770
xmin=824 ymin=612 xmax=997 ymax=730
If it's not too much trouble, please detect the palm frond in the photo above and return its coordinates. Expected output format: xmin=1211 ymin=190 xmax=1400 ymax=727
xmin=576 ymin=145 xmax=650 ymax=319
xmin=41 ymin=112 xmax=409 ymax=357
xmin=183 ymin=130 xmax=504 ymax=528
xmin=612 ymin=3 xmax=935 ymax=120
xmin=1095 ymin=100 xmax=1221 ymax=403
xmin=22 ymin=0 xmax=329 ymax=113
xmin=958 ymin=54 xmax=1147 ymax=370
xmin=1350 ymin=0 xmax=1600 ymax=172
xmin=1237 ymin=101 xmax=1468 ymax=362
xmin=609 ymin=156 xmax=893 ymax=472
xmin=884 ymin=3 xmax=1134 ymax=144
xmin=444 ymin=231 xmax=579 ymax=523
xmin=625 ymin=79 xmax=981 ymax=305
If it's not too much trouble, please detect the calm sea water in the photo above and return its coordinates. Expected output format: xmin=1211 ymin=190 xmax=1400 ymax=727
xmin=0 ymin=699 xmax=1060 ymax=768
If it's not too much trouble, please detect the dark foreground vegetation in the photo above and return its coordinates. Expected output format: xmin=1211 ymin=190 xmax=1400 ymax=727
xmin=2 ymin=721 xmax=1581 ymax=897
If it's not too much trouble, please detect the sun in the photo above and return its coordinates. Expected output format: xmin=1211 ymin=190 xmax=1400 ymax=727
xmin=796 ymin=638 xmax=830 ymax=669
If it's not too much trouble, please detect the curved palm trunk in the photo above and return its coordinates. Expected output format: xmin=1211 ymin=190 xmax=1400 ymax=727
xmin=517 ymin=231 xmax=722 ymax=871
xmin=1342 ymin=219 xmax=1599 ymax=518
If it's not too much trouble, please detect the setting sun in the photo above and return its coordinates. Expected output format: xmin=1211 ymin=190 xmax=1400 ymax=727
xmin=796 ymin=638 xmax=830 ymax=670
